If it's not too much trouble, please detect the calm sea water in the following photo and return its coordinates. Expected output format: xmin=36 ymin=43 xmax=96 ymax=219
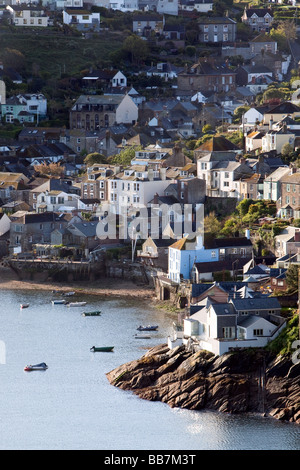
xmin=0 ymin=288 xmax=299 ymax=451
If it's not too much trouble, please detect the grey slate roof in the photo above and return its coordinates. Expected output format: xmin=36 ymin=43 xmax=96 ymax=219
xmin=230 ymin=297 xmax=281 ymax=311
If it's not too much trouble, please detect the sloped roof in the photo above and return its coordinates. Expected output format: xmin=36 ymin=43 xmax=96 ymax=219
xmin=250 ymin=33 xmax=276 ymax=43
xmin=231 ymin=297 xmax=281 ymax=310
xmin=170 ymin=237 xmax=188 ymax=250
xmin=195 ymin=136 xmax=240 ymax=152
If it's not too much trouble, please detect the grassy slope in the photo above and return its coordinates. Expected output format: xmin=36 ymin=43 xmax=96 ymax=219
xmin=0 ymin=27 xmax=123 ymax=77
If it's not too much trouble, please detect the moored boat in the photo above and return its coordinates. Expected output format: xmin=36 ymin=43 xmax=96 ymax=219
xmin=20 ymin=304 xmax=29 ymax=309
xmin=64 ymin=292 xmax=75 ymax=297
xmin=82 ymin=311 xmax=101 ymax=317
xmin=137 ymin=325 xmax=158 ymax=331
xmin=67 ymin=302 xmax=87 ymax=307
xmin=90 ymin=346 xmax=114 ymax=352
xmin=24 ymin=362 xmax=48 ymax=371
xmin=51 ymin=300 xmax=67 ymax=305
xmin=134 ymin=334 xmax=151 ymax=339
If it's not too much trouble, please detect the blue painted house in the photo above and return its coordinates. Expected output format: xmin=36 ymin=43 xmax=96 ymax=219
xmin=168 ymin=233 xmax=253 ymax=283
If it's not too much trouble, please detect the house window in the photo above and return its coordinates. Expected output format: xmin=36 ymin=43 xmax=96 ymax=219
xmin=223 ymin=327 xmax=235 ymax=339
xmin=211 ymin=250 xmax=216 ymax=258
xmin=253 ymin=329 xmax=263 ymax=336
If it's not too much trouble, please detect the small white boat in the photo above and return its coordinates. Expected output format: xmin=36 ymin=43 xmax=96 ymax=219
xmin=51 ymin=300 xmax=66 ymax=305
xmin=64 ymin=292 xmax=75 ymax=297
xmin=20 ymin=304 xmax=29 ymax=309
xmin=67 ymin=302 xmax=87 ymax=308
xmin=24 ymin=362 xmax=48 ymax=372
xmin=134 ymin=334 xmax=151 ymax=339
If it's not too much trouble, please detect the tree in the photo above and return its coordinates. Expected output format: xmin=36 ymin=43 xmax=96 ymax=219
xmin=109 ymin=145 xmax=142 ymax=166
xmin=84 ymin=152 xmax=107 ymax=166
xmin=281 ymin=143 xmax=294 ymax=160
xmin=34 ymin=162 xmax=65 ymax=178
xmin=204 ymin=212 xmax=222 ymax=236
xmin=202 ymin=124 xmax=213 ymax=134
xmin=122 ymin=35 xmax=149 ymax=65
xmin=286 ymin=264 xmax=299 ymax=292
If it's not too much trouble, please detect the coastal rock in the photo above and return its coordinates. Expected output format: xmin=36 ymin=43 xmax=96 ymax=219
xmin=106 ymin=344 xmax=300 ymax=425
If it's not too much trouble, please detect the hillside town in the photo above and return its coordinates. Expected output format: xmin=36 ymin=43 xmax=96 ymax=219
xmin=0 ymin=0 xmax=300 ymax=361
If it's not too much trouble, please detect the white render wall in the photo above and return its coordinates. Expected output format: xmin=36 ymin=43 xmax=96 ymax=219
xmin=115 ymin=94 xmax=138 ymax=124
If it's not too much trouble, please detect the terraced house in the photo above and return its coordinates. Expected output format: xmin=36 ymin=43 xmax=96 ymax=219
xmin=177 ymin=58 xmax=236 ymax=94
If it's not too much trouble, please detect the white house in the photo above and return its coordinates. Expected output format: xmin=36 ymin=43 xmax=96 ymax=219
xmin=0 ymin=80 xmax=6 ymax=105
xmin=63 ymin=8 xmax=100 ymax=31
xmin=157 ymin=0 xmax=178 ymax=15
xmin=261 ymin=126 xmax=295 ymax=154
xmin=168 ymin=296 xmax=286 ymax=355
xmin=36 ymin=191 xmax=81 ymax=213
xmin=197 ymin=156 xmax=253 ymax=199
xmin=111 ymin=71 xmax=127 ymax=88
xmin=6 ymin=5 xmax=49 ymax=26
xmin=107 ymin=167 xmax=174 ymax=214
xmin=110 ymin=0 xmax=138 ymax=11
xmin=0 ymin=213 xmax=11 ymax=237
xmin=115 ymin=94 xmax=139 ymax=125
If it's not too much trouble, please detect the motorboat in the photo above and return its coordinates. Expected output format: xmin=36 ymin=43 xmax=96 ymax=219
xmin=134 ymin=334 xmax=151 ymax=339
xmin=51 ymin=300 xmax=67 ymax=305
xmin=66 ymin=302 xmax=87 ymax=307
xmin=64 ymin=292 xmax=75 ymax=297
xmin=137 ymin=325 xmax=158 ymax=331
xmin=20 ymin=304 xmax=29 ymax=309
xmin=82 ymin=311 xmax=101 ymax=317
xmin=24 ymin=363 xmax=48 ymax=372
xmin=90 ymin=346 xmax=114 ymax=352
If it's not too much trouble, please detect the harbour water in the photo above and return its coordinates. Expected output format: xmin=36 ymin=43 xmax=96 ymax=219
xmin=0 ymin=288 xmax=299 ymax=450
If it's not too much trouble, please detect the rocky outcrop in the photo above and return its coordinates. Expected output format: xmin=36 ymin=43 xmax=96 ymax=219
xmin=106 ymin=344 xmax=300 ymax=424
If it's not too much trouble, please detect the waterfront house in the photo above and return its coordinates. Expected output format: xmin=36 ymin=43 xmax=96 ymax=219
xmin=137 ymin=236 xmax=174 ymax=271
xmin=168 ymin=232 xmax=253 ymax=284
xmin=66 ymin=221 xmax=99 ymax=256
xmin=169 ymin=296 xmax=286 ymax=355
xmin=9 ymin=211 xmax=69 ymax=254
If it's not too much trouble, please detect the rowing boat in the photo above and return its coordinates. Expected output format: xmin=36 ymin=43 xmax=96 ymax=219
xmin=90 ymin=346 xmax=114 ymax=352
